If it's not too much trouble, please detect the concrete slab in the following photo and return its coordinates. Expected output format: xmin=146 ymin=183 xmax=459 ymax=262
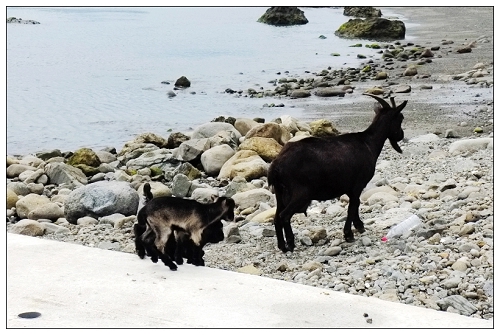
xmin=6 ymin=233 xmax=493 ymax=328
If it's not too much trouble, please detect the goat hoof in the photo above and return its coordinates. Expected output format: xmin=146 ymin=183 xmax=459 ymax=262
xmin=344 ymin=236 xmax=355 ymax=243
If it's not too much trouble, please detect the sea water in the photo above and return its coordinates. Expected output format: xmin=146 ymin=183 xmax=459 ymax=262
xmin=6 ymin=6 xmax=408 ymax=155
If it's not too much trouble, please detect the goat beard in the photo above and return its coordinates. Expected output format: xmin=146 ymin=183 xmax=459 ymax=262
xmin=390 ymin=138 xmax=403 ymax=153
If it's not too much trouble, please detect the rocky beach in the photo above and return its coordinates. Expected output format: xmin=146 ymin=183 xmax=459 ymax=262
xmin=6 ymin=7 xmax=493 ymax=321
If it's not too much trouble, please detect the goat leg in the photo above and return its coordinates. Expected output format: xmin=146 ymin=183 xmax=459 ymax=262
xmin=273 ymin=215 xmax=288 ymax=252
xmin=283 ymin=223 xmax=295 ymax=252
xmin=349 ymin=197 xmax=365 ymax=234
xmin=158 ymin=252 xmax=178 ymax=271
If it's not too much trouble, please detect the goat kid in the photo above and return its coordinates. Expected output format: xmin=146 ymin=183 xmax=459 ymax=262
xmin=136 ymin=188 xmax=234 ymax=270
xmin=134 ymin=183 xmax=224 ymax=266
xmin=268 ymin=94 xmax=407 ymax=252
xmin=135 ymin=183 xmax=227 ymax=267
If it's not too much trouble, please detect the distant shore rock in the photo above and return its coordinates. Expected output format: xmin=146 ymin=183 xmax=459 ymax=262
xmin=335 ymin=17 xmax=405 ymax=41
xmin=7 ymin=17 xmax=40 ymax=24
xmin=343 ymin=6 xmax=382 ymax=18
xmin=257 ymin=7 xmax=308 ymax=26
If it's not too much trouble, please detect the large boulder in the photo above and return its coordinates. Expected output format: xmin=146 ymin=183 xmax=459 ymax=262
xmin=201 ymin=144 xmax=236 ymax=176
xmin=238 ymin=137 xmax=283 ymax=162
xmin=191 ymin=122 xmax=242 ymax=143
xmin=67 ymin=148 xmax=101 ymax=168
xmin=257 ymin=7 xmax=308 ymax=26
xmin=309 ymin=119 xmax=340 ymax=137
xmin=449 ymin=138 xmax=493 ymax=155
xmin=172 ymin=138 xmax=211 ymax=162
xmin=119 ymin=133 xmax=169 ymax=156
xmin=125 ymin=148 xmax=180 ymax=171
xmin=15 ymin=194 xmax=51 ymax=219
xmin=335 ymin=17 xmax=405 ymax=41
xmin=6 ymin=164 xmax=37 ymax=179
xmin=343 ymin=6 xmax=382 ymax=18
xmin=234 ymin=118 xmax=260 ymax=136
xmin=64 ymin=181 xmax=140 ymax=224
xmin=218 ymin=150 xmax=268 ymax=181
xmin=245 ymin=122 xmax=288 ymax=145
xmin=232 ymin=188 xmax=275 ymax=211
xmin=27 ymin=202 xmax=65 ymax=221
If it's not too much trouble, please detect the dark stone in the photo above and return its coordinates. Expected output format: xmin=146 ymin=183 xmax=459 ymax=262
xmin=167 ymin=132 xmax=190 ymax=149
xmin=7 ymin=17 xmax=40 ymax=24
xmin=257 ymin=7 xmax=308 ymax=26
xmin=174 ymin=76 xmax=191 ymax=88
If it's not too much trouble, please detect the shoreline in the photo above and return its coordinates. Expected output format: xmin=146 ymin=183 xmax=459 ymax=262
xmin=5 ymin=7 xmax=494 ymax=158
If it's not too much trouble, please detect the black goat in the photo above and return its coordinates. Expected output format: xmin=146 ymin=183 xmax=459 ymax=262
xmin=134 ymin=183 xmax=227 ymax=267
xmin=136 ymin=189 xmax=235 ymax=270
xmin=267 ymin=94 xmax=407 ymax=252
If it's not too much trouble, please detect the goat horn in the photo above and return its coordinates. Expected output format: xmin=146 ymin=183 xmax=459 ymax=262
xmin=390 ymin=97 xmax=396 ymax=108
xmin=363 ymin=93 xmax=391 ymax=110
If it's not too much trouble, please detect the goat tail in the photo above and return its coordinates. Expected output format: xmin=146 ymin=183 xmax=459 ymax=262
xmin=267 ymin=163 xmax=278 ymax=194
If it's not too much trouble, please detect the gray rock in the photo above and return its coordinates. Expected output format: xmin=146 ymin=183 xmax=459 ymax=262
xmin=7 ymin=164 xmax=37 ymax=178
xmin=171 ymin=173 xmax=192 ymax=198
xmin=201 ymin=144 xmax=235 ymax=176
xmin=9 ymin=219 xmax=45 ymax=236
xmin=232 ymin=188 xmax=275 ymax=211
xmin=15 ymin=194 xmax=51 ymax=219
xmin=64 ymin=181 xmax=139 ymax=224
xmin=437 ymin=295 xmax=478 ymax=316
xmin=44 ymin=162 xmax=88 ymax=188
xmin=172 ymin=138 xmax=211 ymax=162
xmin=191 ymin=122 xmax=241 ymax=143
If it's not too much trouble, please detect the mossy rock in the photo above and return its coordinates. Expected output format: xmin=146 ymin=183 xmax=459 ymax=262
xmin=150 ymin=166 xmax=164 ymax=177
xmin=335 ymin=18 xmax=405 ymax=41
xmin=330 ymin=53 xmax=341 ymax=57
xmin=125 ymin=169 xmax=138 ymax=176
xmin=67 ymin=148 xmax=101 ymax=168
xmin=361 ymin=65 xmax=372 ymax=72
xmin=74 ymin=164 xmax=100 ymax=176
xmin=349 ymin=43 xmax=363 ymax=47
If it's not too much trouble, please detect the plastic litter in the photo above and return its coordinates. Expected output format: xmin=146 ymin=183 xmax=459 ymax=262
xmin=382 ymin=214 xmax=422 ymax=241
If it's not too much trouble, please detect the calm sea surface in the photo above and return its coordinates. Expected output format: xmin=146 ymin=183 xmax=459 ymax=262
xmin=6 ymin=7 xmax=410 ymax=156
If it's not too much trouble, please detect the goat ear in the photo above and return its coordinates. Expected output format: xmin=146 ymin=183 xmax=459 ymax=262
xmin=374 ymin=102 xmax=383 ymax=114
